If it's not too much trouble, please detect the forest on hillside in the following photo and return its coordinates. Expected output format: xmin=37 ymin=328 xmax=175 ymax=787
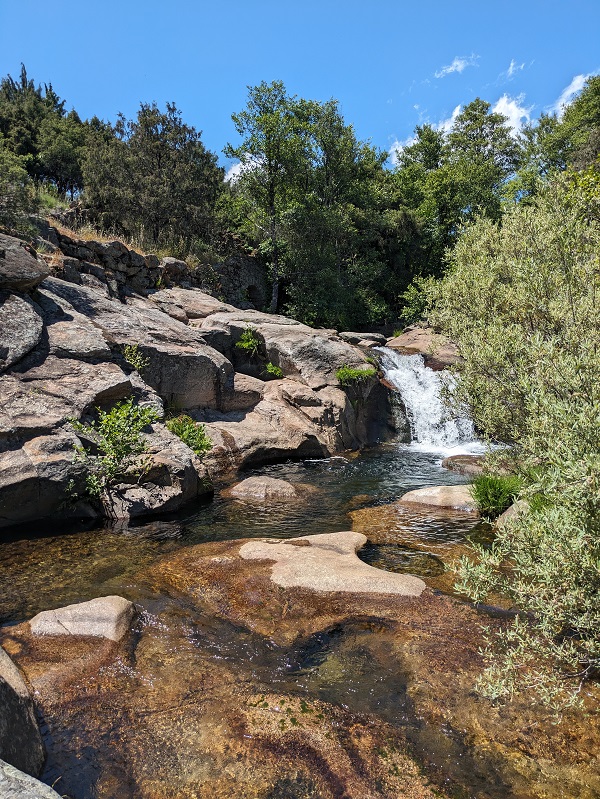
xmin=1 ymin=65 xmax=598 ymax=329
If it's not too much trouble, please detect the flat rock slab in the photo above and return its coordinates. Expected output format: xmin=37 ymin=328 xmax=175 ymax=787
xmin=0 ymin=759 xmax=61 ymax=799
xmin=399 ymin=485 xmax=478 ymax=513
xmin=240 ymin=531 xmax=426 ymax=595
xmin=29 ymin=596 xmax=135 ymax=641
xmin=221 ymin=476 xmax=311 ymax=501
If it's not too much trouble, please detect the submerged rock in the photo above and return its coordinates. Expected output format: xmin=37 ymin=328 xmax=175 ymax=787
xmin=0 ymin=647 xmax=44 ymax=777
xmin=29 ymin=596 xmax=135 ymax=641
xmin=441 ymin=454 xmax=485 ymax=477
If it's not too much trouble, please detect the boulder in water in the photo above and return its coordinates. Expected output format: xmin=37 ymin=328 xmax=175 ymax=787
xmin=0 ymin=760 xmax=61 ymax=798
xmin=442 ymin=454 xmax=485 ymax=477
xmin=221 ymin=475 xmax=313 ymax=501
xmin=399 ymin=485 xmax=478 ymax=513
xmin=0 ymin=647 xmax=45 ymax=777
xmin=29 ymin=596 xmax=135 ymax=641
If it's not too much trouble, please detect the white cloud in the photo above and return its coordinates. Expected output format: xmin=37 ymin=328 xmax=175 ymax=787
xmin=549 ymin=73 xmax=593 ymax=118
xmin=506 ymin=59 xmax=525 ymax=78
xmin=492 ymin=94 xmax=532 ymax=134
xmin=388 ymin=135 xmax=417 ymax=166
xmin=225 ymin=155 xmax=262 ymax=183
xmin=435 ymin=54 xmax=479 ymax=79
xmin=434 ymin=104 xmax=462 ymax=133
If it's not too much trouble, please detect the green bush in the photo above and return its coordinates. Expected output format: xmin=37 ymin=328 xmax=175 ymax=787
xmin=335 ymin=365 xmax=377 ymax=386
xmin=122 ymin=343 xmax=150 ymax=372
xmin=265 ymin=362 xmax=283 ymax=378
xmin=469 ymin=474 xmax=521 ymax=520
xmin=235 ymin=326 xmax=261 ymax=358
xmin=166 ymin=414 xmax=212 ymax=457
xmin=434 ymin=174 xmax=600 ymax=709
xmin=71 ymin=398 xmax=158 ymax=509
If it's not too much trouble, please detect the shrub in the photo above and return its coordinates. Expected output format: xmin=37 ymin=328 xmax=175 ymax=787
xmin=235 ymin=326 xmax=261 ymax=358
xmin=434 ymin=175 xmax=600 ymax=708
xmin=469 ymin=474 xmax=521 ymax=520
xmin=71 ymin=397 xmax=158 ymax=510
xmin=335 ymin=365 xmax=377 ymax=386
xmin=166 ymin=414 xmax=212 ymax=457
xmin=122 ymin=343 xmax=150 ymax=372
xmin=265 ymin=362 xmax=283 ymax=378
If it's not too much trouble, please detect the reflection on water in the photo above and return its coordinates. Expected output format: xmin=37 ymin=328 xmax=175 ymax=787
xmin=0 ymin=445 xmax=478 ymax=624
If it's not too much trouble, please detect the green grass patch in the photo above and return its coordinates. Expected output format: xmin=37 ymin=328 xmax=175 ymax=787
xmin=166 ymin=414 xmax=212 ymax=457
xmin=469 ymin=474 xmax=521 ymax=520
xmin=335 ymin=365 xmax=377 ymax=386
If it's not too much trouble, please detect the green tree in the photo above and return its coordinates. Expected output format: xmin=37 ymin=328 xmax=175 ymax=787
xmin=432 ymin=174 xmax=600 ymax=708
xmin=0 ymin=142 xmax=38 ymax=233
xmin=84 ymin=102 xmax=223 ymax=249
xmin=224 ymin=81 xmax=308 ymax=311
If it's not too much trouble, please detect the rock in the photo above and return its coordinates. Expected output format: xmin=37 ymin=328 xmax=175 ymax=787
xmin=240 ymin=532 xmax=426 ymax=595
xmin=0 ymin=234 xmax=49 ymax=292
xmin=36 ymin=286 xmax=111 ymax=360
xmin=339 ymin=331 xmax=386 ymax=345
xmin=386 ymin=326 xmax=459 ymax=371
xmin=151 ymin=287 xmax=236 ymax=320
xmin=442 ymin=454 xmax=485 ymax=477
xmin=0 ymin=292 xmax=44 ymax=372
xmin=0 ymin=647 xmax=44 ymax=776
xmin=221 ymin=476 xmax=309 ymax=501
xmin=219 ymin=372 xmax=264 ymax=412
xmin=29 ymin=596 xmax=135 ymax=641
xmin=496 ymin=499 xmax=528 ymax=528
xmin=0 ymin=760 xmax=61 ymax=798
xmin=399 ymin=485 xmax=478 ymax=513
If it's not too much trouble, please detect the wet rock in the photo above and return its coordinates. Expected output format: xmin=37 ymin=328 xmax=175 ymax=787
xmin=221 ymin=476 xmax=311 ymax=501
xmin=0 ymin=234 xmax=49 ymax=292
xmin=399 ymin=485 xmax=478 ymax=513
xmin=0 ymin=760 xmax=61 ymax=798
xmin=29 ymin=596 xmax=135 ymax=641
xmin=386 ymin=326 xmax=459 ymax=371
xmin=441 ymin=454 xmax=485 ymax=477
xmin=0 ymin=292 xmax=44 ymax=372
xmin=0 ymin=647 xmax=44 ymax=776
xmin=240 ymin=531 xmax=426 ymax=595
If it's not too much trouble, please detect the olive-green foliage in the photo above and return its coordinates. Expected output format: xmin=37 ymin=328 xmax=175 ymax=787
xmin=0 ymin=145 xmax=38 ymax=233
xmin=71 ymin=398 xmax=158 ymax=507
xmin=165 ymin=415 xmax=212 ymax=457
xmin=397 ymin=275 xmax=438 ymax=326
xmin=469 ymin=474 xmax=521 ymax=520
xmin=434 ymin=174 xmax=600 ymax=708
xmin=335 ymin=365 xmax=377 ymax=386
xmin=122 ymin=343 xmax=149 ymax=372
xmin=235 ymin=326 xmax=261 ymax=358
xmin=265 ymin=362 xmax=283 ymax=378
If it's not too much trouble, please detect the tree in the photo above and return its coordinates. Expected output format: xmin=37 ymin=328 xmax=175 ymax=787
xmin=432 ymin=173 xmax=600 ymax=708
xmin=0 ymin=142 xmax=38 ymax=233
xmin=224 ymin=81 xmax=308 ymax=311
xmin=84 ymin=102 xmax=223 ymax=249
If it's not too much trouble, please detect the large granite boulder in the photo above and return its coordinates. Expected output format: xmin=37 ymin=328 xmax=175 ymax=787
xmin=0 ymin=647 xmax=44 ymax=776
xmin=0 ymin=760 xmax=61 ymax=798
xmin=0 ymin=234 xmax=49 ymax=292
xmin=29 ymin=596 xmax=135 ymax=641
xmin=0 ymin=292 xmax=44 ymax=373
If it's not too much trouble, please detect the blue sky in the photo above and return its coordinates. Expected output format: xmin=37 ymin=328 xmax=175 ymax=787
xmin=1 ymin=0 xmax=598 ymax=173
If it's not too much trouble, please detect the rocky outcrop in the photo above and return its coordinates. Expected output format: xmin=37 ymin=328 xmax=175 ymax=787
xmin=387 ymin=326 xmax=459 ymax=371
xmin=0 ymin=234 xmax=49 ymax=292
xmin=29 ymin=596 xmax=135 ymax=641
xmin=0 ymin=228 xmax=398 ymax=530
xmin=240 ymin=532 xmax=426 ymax=595
xmin=0 ymin=647 xmax=44 ymax=776
xmin=0 ymin=760 xmax=61 ymax=799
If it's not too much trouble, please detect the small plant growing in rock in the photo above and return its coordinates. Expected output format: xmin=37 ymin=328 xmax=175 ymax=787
xmin=235 ymin=326 xmax=261 ymax=358
xmin=122 ymin=343 xmax=150 ymax=373
xmin=166 ymin=414 xmax=212 ymax=457
xmin=335 ymin=365 xmax=377 ymax=386
xmin=469 ymin=474 xmax=521 ymax=520
xmin=264 ymin=362 xmax=283 ymax=378
xmin=71 ymin=397 xmax=158 ymax=509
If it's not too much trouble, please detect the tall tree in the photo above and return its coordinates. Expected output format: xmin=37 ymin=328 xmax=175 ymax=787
xmin=84 ymin=102 xmax=223 ymax=248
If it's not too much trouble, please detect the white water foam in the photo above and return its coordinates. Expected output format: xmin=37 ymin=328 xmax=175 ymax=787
xmin=377 ymin=347 xmax=484 ymax=455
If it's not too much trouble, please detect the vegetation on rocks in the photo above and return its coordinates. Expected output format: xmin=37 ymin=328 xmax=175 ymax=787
xmin=335 ymin=365 xmax=377 ymax=386
xmin=165 ymin=415 xmax=212 ymax=457
xmin=469 ymin=474 xmax=521 ymax=520
xmin=71 ymin=398 xmax=158 ymax=510
xmin=235 ymin=325 xmax=261 ymax=357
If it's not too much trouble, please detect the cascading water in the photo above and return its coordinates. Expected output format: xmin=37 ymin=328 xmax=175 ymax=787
xmin=377 ymin=347 xmax=482 ymax=454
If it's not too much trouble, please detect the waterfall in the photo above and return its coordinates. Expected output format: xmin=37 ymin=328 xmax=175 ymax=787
xmin=377 ymin=347 xmax=482 ymax=454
